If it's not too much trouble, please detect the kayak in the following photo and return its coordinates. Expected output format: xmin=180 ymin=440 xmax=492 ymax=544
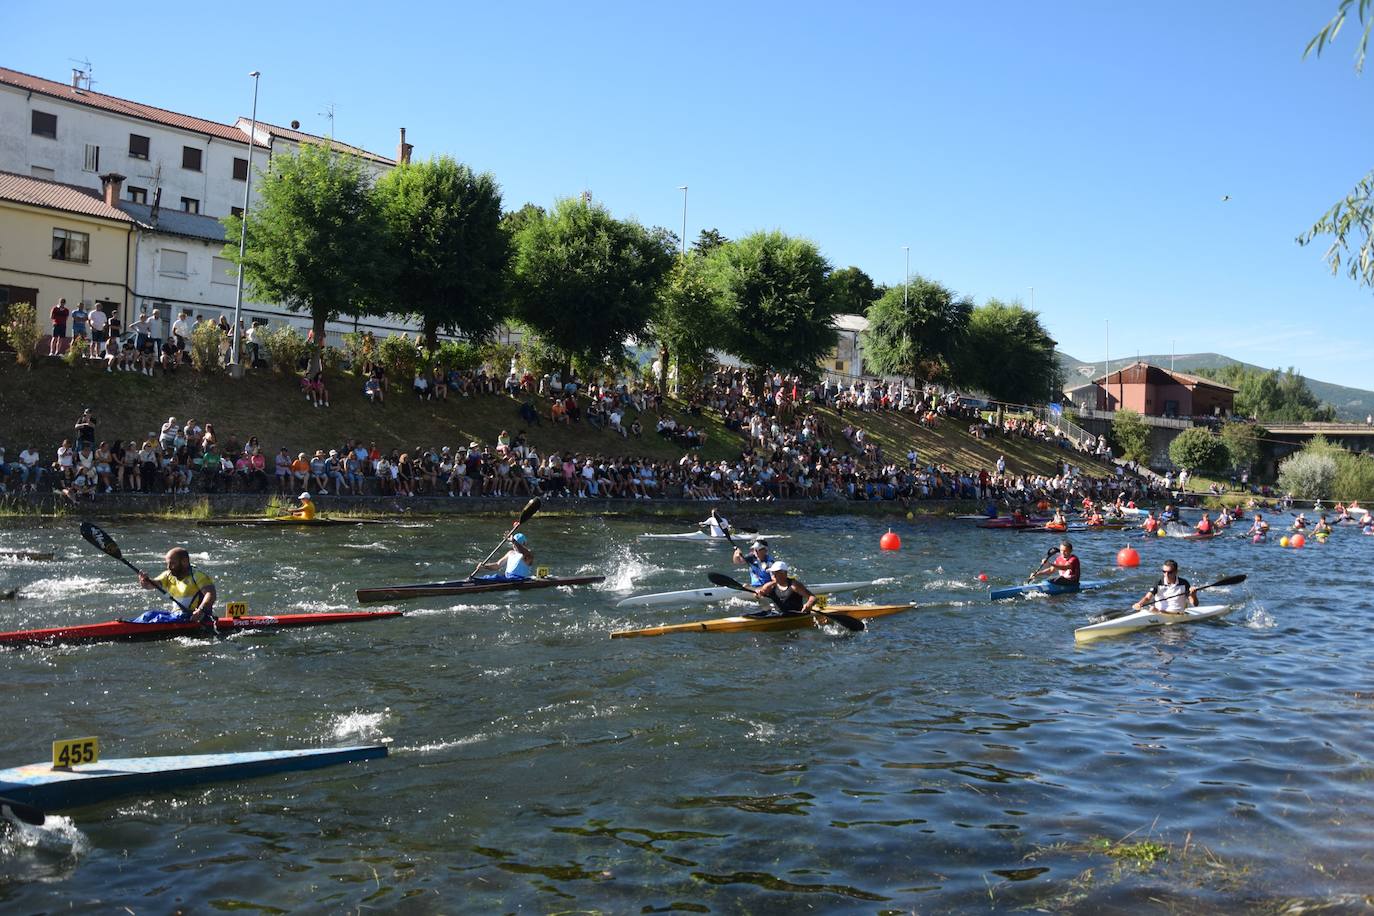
xmin=1074 ymin=604 xmax=1233 ymax=642
xmin=1016 ymin=523 xmax=1132 ymax=533
xmin=638 ymin=531 xmax=790 ymax=542
xmin=0 ymin=745 xmax=386 ymax=811
xmin=0 ymin=551 xmax=54 ymax=561
xmin=616 ymin=579 xmax=884 ymax=609
xmin=197 ymin=517 xmax=391 ymax=527
xmin=356 ymin=575 xmax=605 ymax=604
xmin=0 ymin=610 xmax=402 ymax=647
xmin=988 ymin=579 xmax=1109 ymax=601
xmin=975 ymin=518 xmax=1049 ymax=529
xmin=610 ymin=603 xmax=916 ymax=638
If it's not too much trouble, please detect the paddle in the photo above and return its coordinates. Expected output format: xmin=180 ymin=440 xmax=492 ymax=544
xmin=1026 ymin=546 xmax=1057 ymax=583
xmin=1091 ymin=573 xmax=1248 ymax=623
xmin=79 ymin=522 xmax=192 ymax=614
xmin=0 ymin=796 xmax=46 ymax=827
xmin=467 ymin=497 xmax=541 ymax=580
xmin=707 ymin=572 xmax=865 ymax=632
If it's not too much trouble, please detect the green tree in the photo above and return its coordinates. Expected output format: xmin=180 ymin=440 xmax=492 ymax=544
xmin=1168 ymin=427 xmax=1229 ymax=474
xmin=509 ymin=198 xmax=674 ymax=379
xmin=374 ymin=156 xmax=510 ymax=350
xmin=222 ymin=144 xmax=383 ymax=346
xmin=1195 ymin=364 xmax=1336 ymax=421
xmin=956 ymin=298 xmax=1062 ymax=404
xmin=705 ymin=231 xmax=840 ymax=383
xmin=828 ymin=266 xmax=879 ymax=315
xmin=1218 ymin=421 xmax=1263 ymax=474
xmin=650 ymin=253 xmax=721 ymax=393
xmin=692 ymin=228 xmax=728 ymax=256
xmin=1278 ymin=449 xmax=1338 ymax=499
xmin=1111 ymin=408 xmax=1152 ymax=465
xmin=861 ymin=275 xmax=972 ymax=382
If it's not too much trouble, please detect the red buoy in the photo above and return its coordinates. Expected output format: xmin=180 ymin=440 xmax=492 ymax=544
xmin=880 ymin=530 xmax=901 ymax=551
xmin=1116 ymin=546 xmax=1140 ymax=568
xmin=1290 ymin=533 xmax=1306 ymax=549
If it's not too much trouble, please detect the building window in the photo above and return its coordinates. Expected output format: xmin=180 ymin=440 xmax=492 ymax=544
xmin=129 ymin=133 xmax=150 ymax=159
xmin=834 ymin=360 xmax=847 ymax=373
xmin=83 ymin=144 xmax=100 ymax=172
xmin=159 ymin=249 xmax=188 ymax=276
xmin=212 ymin=256 xmax=236 ymax=284
xmin=52 ymin=228 xmax=90 ymax=263
xmin=233 ymin=157 xmax=248 ymax=181
xmin=182 ymin=146 xmax=202 ymax=172
xmin=230 ymin=206 xmax=244 ymax=218
xmin=30 ymin=166 xmax=55 ymax=180
xmin=31 ymin=110 xmax=57 ymax=138
xmin=180 ymin=197 xmax=200 ymax=214
xmin=127 ymin=186 xmax=148 ymax=204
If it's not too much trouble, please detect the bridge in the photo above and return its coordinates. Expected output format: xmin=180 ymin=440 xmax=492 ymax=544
xmin=1263 ymin=422 xmax=1374 ymax=456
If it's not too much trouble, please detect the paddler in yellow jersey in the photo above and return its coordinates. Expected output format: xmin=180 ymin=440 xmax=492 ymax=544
xmin=138 ymin=547 xmax=216 ymax=625
xmin=289 ymin=491 xmax=317 ymax=520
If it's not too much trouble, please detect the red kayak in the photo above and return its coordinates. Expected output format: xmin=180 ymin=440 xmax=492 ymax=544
xmin=0 ymin=610 xmax=402 ymax=647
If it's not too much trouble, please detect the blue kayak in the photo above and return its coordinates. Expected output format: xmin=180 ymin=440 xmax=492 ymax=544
xmin=989 ymin=579 xmax=1109 ymax=601
xmin=0 ymin=745 xmax=386 ymax=811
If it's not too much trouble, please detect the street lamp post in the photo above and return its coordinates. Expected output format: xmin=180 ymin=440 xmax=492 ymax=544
xmin=678 ymin=185 xmax=688 ymax=257
xmin=902 ymin=246 xmax=910 ymax=306
xmin=230 ymin=70 xmax=261 ymax=379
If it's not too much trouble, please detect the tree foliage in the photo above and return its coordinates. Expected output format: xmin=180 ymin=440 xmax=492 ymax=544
xmin=828 ymin=266 xmax=879 ymax=315
xmin=1168 ymin=426 xmax=1229 ymax=473
xmin=509 ymin=198 xmax=674 ymax=376
xmin=651 ymin=254 xmax=721 ymax=392
xmin=374 ymin=156 xmax=509 ymax=350
xmin=956 ymin=298 xmax=1062 ymax=403
xmin=692 ymin=228 xmax=728 ymax=256
xmin=1278 ymin=449 xmax=1339 ymax=499
xmin=1194 ymin=364 xmax=1336 ymax=421
xmin=222 ymin=144 xmax=383 ymax=344
xmin=2 ymin=302 xmax=39 ymax=367
xmin=1218 ymin=421 xmax=1262 ymax=473
xmin=861 ymin=276 xmax=972 ymax=382
xmin=1111 ymin=408 xmax=1152 ymax=465
xmin=705 ymin=231 xmax=840 ymax=381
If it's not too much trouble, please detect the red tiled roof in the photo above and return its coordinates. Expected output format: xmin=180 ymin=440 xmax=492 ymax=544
xmin=0 ymin=66 xmax=265 ymax=148
xmin=247 ymin=119 xmax=395 ymax=165
xmin=0 ymin=170 xmax=134 ymax=223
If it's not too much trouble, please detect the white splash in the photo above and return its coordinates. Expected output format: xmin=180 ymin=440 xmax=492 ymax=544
xmin=19 ymin=576 xmax=109 ymax=601
xmin=0 ymin=812 xmax=90 ymax=858
xmin=394 ymin=733 xmax=489 ymax=754
xmin=330 ymin=709 xmax=390 ymax=742
xmin=599 ymin=545 xmax=662 ymax=593
xmin=1245 ymin=605 xmax=1276 ymax=629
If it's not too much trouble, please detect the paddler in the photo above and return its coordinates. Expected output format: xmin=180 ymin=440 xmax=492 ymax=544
xmin=749 ymin=561 xmax=819 ymax=617
xmin=732 ymin=538 xmax=777 ymax=587
xmin=1045 ymin=506 xmax=1069 ymax=532
xmin=1313 ymin=515 xmax=1333 ymax=536
xmin=1195 ymin=512 xmax=1214 ymax=536
xmin=1029 ymin=540 xmax=1081 ymax=591
xmin=699 ymin=507 xmax=731 ymax=539
xmin=476 ymin=532 xmax=533 ymax=581
xmin=1142 ymin=509 xmax=1160 ymax=535
xmin=137 ymin=547 xmax=217 ymax=626
xmin=1291 ymin=513 xmax=1308 ymax=532
xmin=1248 ymin=513 xmax=1270 ymax=538
xmin=1084 ymin=506 xmax=1105 ymax=527
xmin=289 ymin=491 xmax=317 ymax=520
xmin=1214 ymin=510 xmax=1231 ymax=530
xmin=1161 ymin=504 xmax=1178 ymax=524
xmin=1132 ymin=558 xmax=1199 ymax=613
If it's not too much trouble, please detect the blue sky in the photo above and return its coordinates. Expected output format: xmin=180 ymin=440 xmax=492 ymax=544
xmin=11 ymin=1 xmax=1371 ymax=389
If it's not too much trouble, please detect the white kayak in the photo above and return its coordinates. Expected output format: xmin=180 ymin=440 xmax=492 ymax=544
xmin=1074 ymin=604 xmax=1233 ymax=642
xmin=638 ymin=531 xmax=791 ymax=542
xmin=616 ymin=579 xmax=884 ymax=609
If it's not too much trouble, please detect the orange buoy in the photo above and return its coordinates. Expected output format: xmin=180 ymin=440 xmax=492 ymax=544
xmin=1036 ymin=500 xmax=1050 ymax=511
xmin=1116 ymin=546 xmax=1140 ymax=568
xmin=1291 ymin=533 xmax=1306 ymax=549
xmin=880 ymin=530 xmax=901 ymax=551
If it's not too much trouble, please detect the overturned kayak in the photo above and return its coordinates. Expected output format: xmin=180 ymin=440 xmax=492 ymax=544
xmin=616 ymin=579 xmax=884 ymax=609
xmin=610 ymin=603 xmax=916 ymax=638
xmin=0 ymin=610 xmax=402 ymax=647
xmin=638 ymin=531 xmax=790 ymax=542
xmin=197 ymin=517 xmax=392 ymax=527
xmin=989 ymin=579 xmax=1109 ymax=601
xmin=357 ymin=575 xmax=605 ymax=604
xmin=1074 ymin=604 xmax=1233 ymax=642
xmin=0 ymin=745 xmax=387 ymax=811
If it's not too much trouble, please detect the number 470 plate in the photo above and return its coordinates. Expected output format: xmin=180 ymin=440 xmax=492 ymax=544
xmin=52 ymin=736 xmax=99 ymax=769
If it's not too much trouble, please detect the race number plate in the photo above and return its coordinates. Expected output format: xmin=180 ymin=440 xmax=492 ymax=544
xmin=225 ymin=601 xmax=249 ymax=618
xmin=536 ymin=566 xmax=550 ymax=578
xmin=52 ymin=736 xmax=99 ymax=769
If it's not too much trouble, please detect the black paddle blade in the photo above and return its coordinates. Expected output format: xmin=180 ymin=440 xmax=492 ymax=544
xmin=814 ymin=610 xmax=865 ymax=632
xmin=519 ymin=498 xmax=541 ymax=523
xmin=0 ymin=797 xmax=46 ymax=827
xmin=707 ymin=572 xmax=750 ymax=591
xmin=79 ymin=521 xmax=122 ymax=559
xmin=1208 ymin=574 xmax=1247 ymax=589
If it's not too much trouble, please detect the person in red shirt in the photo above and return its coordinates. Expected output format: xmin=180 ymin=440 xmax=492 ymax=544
xmin=49 ymin=297 xmax=70 ymax=356
xmin=1030 ymin=540 xmax=1081 ymax=591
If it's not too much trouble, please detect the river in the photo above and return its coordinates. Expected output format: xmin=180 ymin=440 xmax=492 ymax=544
xmin=1 ymin=511 xmax=1371 ymax=912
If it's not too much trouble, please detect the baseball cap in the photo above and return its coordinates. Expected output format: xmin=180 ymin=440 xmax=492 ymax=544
xmin=299 ymin=492 xmax=312 ymax=500
xmin=768 ymin=561 xmax=789 ymax=573
xmin=512 ymin=533 xmax=528 ymax=544
xmin=749 ymin=539 xmax=768 ymax=550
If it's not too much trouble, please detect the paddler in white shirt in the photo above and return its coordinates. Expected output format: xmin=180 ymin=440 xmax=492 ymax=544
xmin=699 ymin=508 xmax=731 ymax=539
xmin=476 ymin=532 xmax=533 ymax=581
xmin=1132 ymin=559 xmax=1199 ymax=614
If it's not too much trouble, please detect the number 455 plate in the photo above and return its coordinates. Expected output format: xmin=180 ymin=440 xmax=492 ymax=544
xmin=52 ymin=736 xmax=99 ymax=769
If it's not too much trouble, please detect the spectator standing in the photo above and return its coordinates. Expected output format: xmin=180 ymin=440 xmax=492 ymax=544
xmin=48 ymin=297 xmax=69 ymax=356
xmin=70 ymin=302 xmax=89 ymax=348
xmin=88 ymin=304 xmax=108 ymax=360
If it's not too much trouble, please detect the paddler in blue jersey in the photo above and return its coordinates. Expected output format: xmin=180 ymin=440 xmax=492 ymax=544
xmin=476 ymin=532 xmax=533 ymax=581
xmin=137 ymin=547 xmax=217 ymax=625
xmin=732 ymin=538 xmax=777 ymax=587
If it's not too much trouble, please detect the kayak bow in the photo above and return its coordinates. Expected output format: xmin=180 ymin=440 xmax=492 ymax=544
xmin=197 ymin=517 xmax=391 ymax=527
xmin=0 ymin=610 xmax=402 ymax=647
xmin=988 ymin=579 xmax=1109 ymax=601
xmin=357 ymin=575 xmax=605 ymax=604
xmin=1074 ymin=604 xmax=1233 ymax=642
xmin=610 ymin=603 xmax=916 ymax=638
xmin=616 ymin=579 xmax=884 ymax=609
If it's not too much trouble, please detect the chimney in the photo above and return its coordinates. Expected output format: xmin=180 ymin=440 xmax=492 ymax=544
xmin=99 ymin=172 xmax=126 ymax=207
xmin=398 ymin=127 xmax=413 ymax=165
xmin=150 ymin=187 xmax=161 ymax=226
xmin=72 ymin=68 xmax=82 ymax=89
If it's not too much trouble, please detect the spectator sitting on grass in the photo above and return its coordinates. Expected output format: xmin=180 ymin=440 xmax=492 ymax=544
xmin=519 ymin=398 xmax=541 ymax=426
xmin=413 ymin=371 xmax=431 ymax=400
xmin=364 ymin=376 xmax=384 ymax=404
xmin=629 ymin=418 xmax=642 ymax=439
xmin=432 ymin=367 xmax=448 ymax=401
xmin=550 ymin=398 xmax=568 ymax=424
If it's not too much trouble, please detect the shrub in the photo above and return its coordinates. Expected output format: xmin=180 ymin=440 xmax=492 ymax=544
xmin=480 ymin=341 xmax=519 ymax=374
xmin=436 ymin=339 xmax=481 ymax=372
xmin=260 ymin=325 xmax=307 ymax=375
xmin=61 ymin=334 xmax=89 ymax=366
xmin=1219 ymin=422 xmax=1262 ymax=474
xmin=189 ymin=321 xmax=223 ymax=371
xmin=377 ymin=333 xmax=419 ymax=381
xmin=1277 ymin=450 xmax=1337 ymax=499
xmin=1333 ymin=451 xmax=1374 ymax=502
xmin=1168 ymin=426 xmax=1228 ymax=474
xmin=320 ymin=345 xmax=346 ymax=376
xmin=517 ymin=332 xmax=563 ymax=377
xmin=3 ymin=303 xmax=39 ymax=367
xmin=1110 ymin=408 xmax=1151 ymax=465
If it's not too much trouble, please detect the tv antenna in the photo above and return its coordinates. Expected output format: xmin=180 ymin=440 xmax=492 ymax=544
xmin=319 ymin=102 xmax=336 ymax=140
xmin=68 ymin=57 xmax=94 ymax=92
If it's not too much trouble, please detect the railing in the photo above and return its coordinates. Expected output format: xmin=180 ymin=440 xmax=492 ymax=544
xmin=1071 ymin=407 xmax=1193 ymax=430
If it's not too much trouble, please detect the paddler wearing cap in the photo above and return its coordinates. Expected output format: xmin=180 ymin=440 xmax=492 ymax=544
xmin=476 ymin=532 xmax=533 ymax=581
xmin=750 ymin=561 xmax=819 ymax=617
xmin=732 ymin=538 xmax=778 ymax=587
xmin=288 ymin=491 xmax=317 ymax=520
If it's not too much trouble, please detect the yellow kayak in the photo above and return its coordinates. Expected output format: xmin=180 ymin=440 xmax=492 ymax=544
xmin=610 ymin=604 xmax=916 ymax=638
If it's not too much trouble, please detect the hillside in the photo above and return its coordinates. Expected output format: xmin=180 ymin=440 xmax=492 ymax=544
xmin=0 ymin=358 xmax=1114 ymax=481
xmin=1059 ymin=351 xmax=1373 ymax=420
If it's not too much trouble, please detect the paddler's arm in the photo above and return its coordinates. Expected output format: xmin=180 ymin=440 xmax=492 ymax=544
xmin=137 ymin=572 xmax=158 ymax=590
xmin=1132 ymin=588 xmax=1156 ymax=611
xmin=753 ymin=580 xmax=776 ymax=599
xmin=192 ymin=582 xmax=217 ymax=620
xmin=731 ymin=548 xmax=745 ymax=564
xmin=1188 ymin=587 xmax=1199 ymax=607
xmin=796 ymin=583 xmax=819 ymax=613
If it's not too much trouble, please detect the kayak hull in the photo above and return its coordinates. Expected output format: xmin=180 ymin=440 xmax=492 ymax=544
xmin=357 ymin=575 xmax=605 ymax=604
xmin=989 ymin=579 xmax=1109 ymax=601
xmin=1074 ymin=604 xmax=1232 ymax=642
xmin=197 ymin=517 xmax=390 ymax=527
xmin=638 ymin=531 xmax=790 ymax=542
xmin=0 ymin=610 xmax=402 ymax=647
xmin=610 ymin=603 xmax=916 ymax=638
xmin=0 ymin=746 xmax=387 ymax=811
xmin=616 ymin=580 xmax=883 ymax=609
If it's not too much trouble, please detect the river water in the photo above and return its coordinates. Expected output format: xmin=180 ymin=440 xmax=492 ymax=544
xmin=1 ymin=512 xmax=1371 ymax=912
